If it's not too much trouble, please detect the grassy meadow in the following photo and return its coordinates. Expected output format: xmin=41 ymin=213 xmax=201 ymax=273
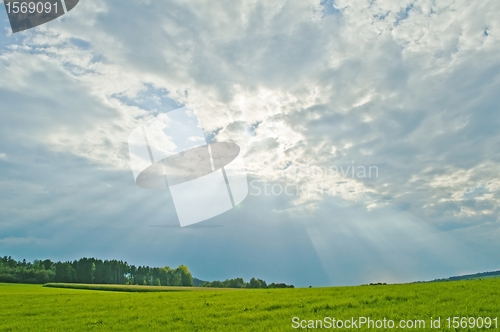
xmin=1 ymin=279 xmax=499 ymax=331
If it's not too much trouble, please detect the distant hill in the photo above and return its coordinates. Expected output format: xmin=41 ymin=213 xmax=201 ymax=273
xmin=193 ymin=278 xmax=207 ymax=287
xmin=431 ymin=270 xmax=500 ymax=282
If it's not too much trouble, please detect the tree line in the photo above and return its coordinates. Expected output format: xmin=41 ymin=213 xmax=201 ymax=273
xmin=202 ymin=278 xmax=294 ymax=289
xmin=0 ymin=255 xmax=294 ymax=288
xmin=0 ymin=256 xmax=192 ymax=286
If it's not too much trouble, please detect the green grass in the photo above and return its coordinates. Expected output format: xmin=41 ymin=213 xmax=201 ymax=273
xmin=1 ymin=279 xmax=499 ymax=331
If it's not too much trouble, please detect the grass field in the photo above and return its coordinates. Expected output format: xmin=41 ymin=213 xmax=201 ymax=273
xmin=43 ymin=283 xmax=232 ymax=292
xmin=1 ymin=279 xmax=499 ymax=331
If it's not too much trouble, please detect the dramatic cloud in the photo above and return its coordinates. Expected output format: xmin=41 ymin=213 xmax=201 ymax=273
xmin=0 ymin=0 xmax=499 ymax=285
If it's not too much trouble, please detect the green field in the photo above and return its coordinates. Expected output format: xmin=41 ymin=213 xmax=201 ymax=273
xmin=1 ymin=279 xmax=499 ymax=331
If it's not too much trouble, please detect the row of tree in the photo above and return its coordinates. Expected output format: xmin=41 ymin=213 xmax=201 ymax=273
xmin=0 ymin=256 xmax=192 ymax=286
xmin=202 ymin=278 xmax=294 ymax=289
xmin=0 ymin=255 xmax=294 ymax=288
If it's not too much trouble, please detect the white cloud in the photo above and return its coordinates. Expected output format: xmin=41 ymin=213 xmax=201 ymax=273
xmin=1 ymin=0 xmax=500 ymax=283
xmin=1 ymin=0 xmax=500 ymax=218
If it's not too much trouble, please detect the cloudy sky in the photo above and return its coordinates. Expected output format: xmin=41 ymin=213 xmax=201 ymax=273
xmin=0 ymin=0 xmax=499 ymax=286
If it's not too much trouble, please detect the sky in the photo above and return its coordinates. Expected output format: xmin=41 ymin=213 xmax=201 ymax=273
xmin=0 ymin=0 xmax=499 ymax=287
